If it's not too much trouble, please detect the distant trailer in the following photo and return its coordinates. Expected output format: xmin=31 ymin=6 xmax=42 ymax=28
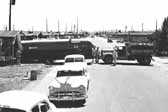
xmin=21 ymin=38 xmax=94 ymax=63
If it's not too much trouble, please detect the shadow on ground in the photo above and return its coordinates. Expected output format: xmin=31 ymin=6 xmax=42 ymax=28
xmin=51 ymin=101 xmax=86 ymax=108
xmin=98 ymin=62 xmax=153 ymax=67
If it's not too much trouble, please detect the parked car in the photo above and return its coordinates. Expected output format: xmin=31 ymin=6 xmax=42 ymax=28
xmin=64 ymin=54 xmax=87 ymax=68
xmin=0 ymin=90 xmax=57 ymax=112
xmin=48 ymin=64 xmax=90 ymax=104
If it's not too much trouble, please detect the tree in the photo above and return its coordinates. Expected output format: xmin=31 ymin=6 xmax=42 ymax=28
xmin=161 ymin=17 xmax=168 ymax=41
xmin=152 ymin=30 xmax=162 ymax=52
xmin=160 ymin=17 xmax=168 ymax=51
xmin=152 ymin=16 xmax=168 ymax=55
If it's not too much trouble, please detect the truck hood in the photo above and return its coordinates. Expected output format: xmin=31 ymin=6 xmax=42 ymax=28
xmin=102 ymin=49 xmax=114 ymax=51
xmin=64 ymin=62 xmax=87 ymax=68
xmin=49 ymin=76 xmax=88 ymax=88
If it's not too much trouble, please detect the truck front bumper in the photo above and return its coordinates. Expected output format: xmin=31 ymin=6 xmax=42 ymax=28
xmin=48 ymin=95 xmax=88 ymax=101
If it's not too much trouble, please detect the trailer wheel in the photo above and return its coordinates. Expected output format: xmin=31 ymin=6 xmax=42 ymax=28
xmin=143 ymin=58 xmax=151 ymax=65
xmin=0 ymin=61 xmax=5 ymax=66
xmin=137 ymin=57 xmax=151 ymax=65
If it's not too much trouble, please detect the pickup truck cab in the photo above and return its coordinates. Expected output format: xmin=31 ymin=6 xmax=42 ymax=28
xmin=107 ymin=32 xmax=153 ymax=65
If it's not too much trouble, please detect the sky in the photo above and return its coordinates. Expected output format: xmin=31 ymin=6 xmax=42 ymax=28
xmin=0 ymin=0 xmax=168 ymax=32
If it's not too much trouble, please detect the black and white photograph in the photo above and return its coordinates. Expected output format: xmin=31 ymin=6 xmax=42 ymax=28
xmin=0 ymin=0 xmax=168 ymax=112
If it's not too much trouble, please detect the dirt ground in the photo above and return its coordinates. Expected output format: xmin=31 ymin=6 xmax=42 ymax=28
xmin=0 ymin=64 xmax=52 ymax=93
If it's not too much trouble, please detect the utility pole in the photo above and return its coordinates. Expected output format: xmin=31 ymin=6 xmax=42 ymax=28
xmin=46 ymin=18 xmax=48 ymax=32
xmin=13 ymin=24 xmax=15 ymax=31
xmin=9 ymin=0 xmax=12 ymax=31
xmin=9 ymin=0 xmax=15 ymax=31
xmin=77 ymin=17 xmax=78 ymax=35
xmin=74 ymin=25 xmax=76 ymax=33
xmin=142 ymin=23 xmax=144 ymax=32
xmin=58 ymin=20 xmax=60 ymax=33
xmin=65 ymin=24 xmax=67 ymax=32
xmin=131 ymin=25 xmax=134 ymax=32
xmin=125 ymin=25 xmax=127 ymax=32
xmin=6 ymin=26 xmax=8 ymax=31
xmin=4 ymin=25 xmax=8 ymax=31
xmin=32 ymin=26 xmax=34 ymax=32
xmin=156 ymin=20 xmax=158 ymax=31
xmin=71 ymin=25 xmax=73 ymax=32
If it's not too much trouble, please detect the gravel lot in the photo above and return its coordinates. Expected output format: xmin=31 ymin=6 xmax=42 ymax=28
xmin=0 ymin=64 xmax=51 ymax=93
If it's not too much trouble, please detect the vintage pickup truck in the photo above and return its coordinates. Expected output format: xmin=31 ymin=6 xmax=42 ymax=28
xmin=107 ymin=32 xmax=154 ymax=65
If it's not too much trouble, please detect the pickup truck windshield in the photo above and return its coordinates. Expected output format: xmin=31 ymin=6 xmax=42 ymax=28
xmin=65 ymin=58 xmax=74 ymax=62
xmin=74 ymin=58 xmax=84 ymax=62
xmin=57 ymin=71 xmax=83 ymax=77
xmin=65 ymin=58 xmax=84 ymax=62
xmin=0 ymin=108 xmax=25 ymax=112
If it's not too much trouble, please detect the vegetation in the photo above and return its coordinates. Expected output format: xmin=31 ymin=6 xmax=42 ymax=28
xmin=153 ymin=17 xmax=168 ymax=56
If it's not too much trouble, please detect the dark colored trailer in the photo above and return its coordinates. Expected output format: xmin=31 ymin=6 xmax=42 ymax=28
xmin=0 ymin=31 xmax=23 ymax=66
xmin=21 ymin=38 xmax=94 ymax=63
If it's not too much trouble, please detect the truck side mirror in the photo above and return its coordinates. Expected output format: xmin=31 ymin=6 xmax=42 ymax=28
xmin=125 ymin=43 xmax=129 ymax=46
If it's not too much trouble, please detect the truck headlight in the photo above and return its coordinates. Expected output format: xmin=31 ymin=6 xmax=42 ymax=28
xmin=49 ymin=86 xmax=54 ymax=91
xmin=78 ymin=85 xmax=86 ymax=93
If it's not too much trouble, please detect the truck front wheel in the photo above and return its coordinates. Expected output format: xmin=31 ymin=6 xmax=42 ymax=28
xmin=103 ymin=55 xmax=113 ymax=64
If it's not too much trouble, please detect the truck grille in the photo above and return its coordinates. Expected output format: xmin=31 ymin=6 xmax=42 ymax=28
xmin=51 ymin=91 xmax=85 ymax=97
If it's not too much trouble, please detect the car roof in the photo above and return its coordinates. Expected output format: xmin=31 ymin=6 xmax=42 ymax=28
xmin=0 ymin=90 xmax=49 ymax=111
xmin=64 ymin=54 xmax=85 ymax=59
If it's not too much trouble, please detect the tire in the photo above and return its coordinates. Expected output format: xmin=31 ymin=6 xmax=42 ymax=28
xmin=78 ymin=100 xmax=86 ymax=105
xmin=0 ymin=61 xmax=6 ymax=66
xmin=137 ymin=57 xmax=151 ymax=65
xmin=104 ymin=55 xmax=113 ymax=64
xmin=143 ymin=58 xmax=151 ymax=65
